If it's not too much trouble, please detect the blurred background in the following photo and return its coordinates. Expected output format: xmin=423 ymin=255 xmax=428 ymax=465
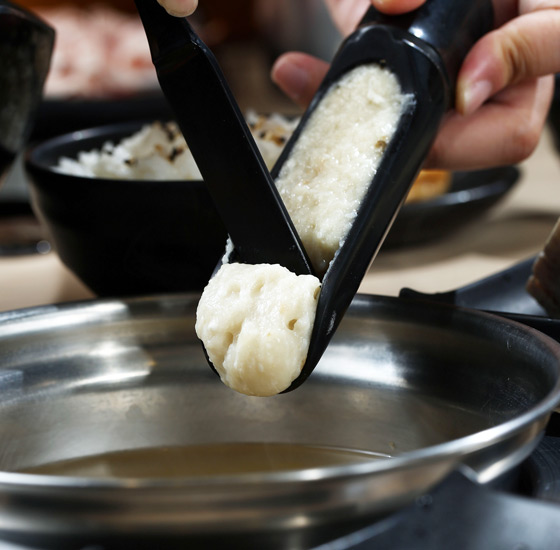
xmin=0 ymin=0 xmax=342 ymax=257
xmin=3 ymin=0 xmax=560 ymax=310
xmin=16 ymin=0 xmax=342 ymax=127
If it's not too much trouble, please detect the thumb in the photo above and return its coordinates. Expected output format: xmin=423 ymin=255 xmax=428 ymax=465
xmin=156 ymin=0 xmax=198 ymax=17
xmin=458 ymin=9 xmax=560 ymax=115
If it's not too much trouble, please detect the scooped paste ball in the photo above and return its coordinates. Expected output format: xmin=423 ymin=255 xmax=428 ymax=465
xmin=195 ymin=263 xmax=321 ymax=396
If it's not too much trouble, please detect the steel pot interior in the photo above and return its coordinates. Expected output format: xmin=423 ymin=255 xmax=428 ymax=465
xmin=0 ymin=293 xmax=558 ymax=549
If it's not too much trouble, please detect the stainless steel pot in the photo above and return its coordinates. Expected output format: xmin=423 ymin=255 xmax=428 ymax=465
xmin=0 ymin=293 xmax=558 ymax=549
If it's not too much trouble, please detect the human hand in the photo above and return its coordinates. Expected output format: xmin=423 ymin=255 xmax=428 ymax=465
xmin=272 ymin=0 xmax=556 ymax=170
xmin=156 ymin=0 xmax=198 ymax=17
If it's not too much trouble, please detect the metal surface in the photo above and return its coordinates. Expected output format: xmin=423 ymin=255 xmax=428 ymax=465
xmin=0 ymin=294 xmax=558 ymax=548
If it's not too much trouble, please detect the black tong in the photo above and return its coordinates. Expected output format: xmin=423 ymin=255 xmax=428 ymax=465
xmin=135 ymin=0 xmax=313 ymax=275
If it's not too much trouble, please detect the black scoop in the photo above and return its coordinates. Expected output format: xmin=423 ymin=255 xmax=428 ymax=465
xmin=135 ymin=0 xmax=493 ymax=392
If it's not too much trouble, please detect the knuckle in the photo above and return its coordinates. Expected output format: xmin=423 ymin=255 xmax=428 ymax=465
xmin=507 ymin=120 xmax=541 ymax=163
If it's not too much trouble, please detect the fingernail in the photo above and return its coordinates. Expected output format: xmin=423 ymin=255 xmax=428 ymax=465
xmin=459 ymin=79 xmax=492 ymax=116
xmin=372 ymin=0 xmax=425 ymax=14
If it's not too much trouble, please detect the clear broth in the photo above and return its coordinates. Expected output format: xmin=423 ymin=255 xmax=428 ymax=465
xmin=22 ymin=443 xmax=389 ymax=478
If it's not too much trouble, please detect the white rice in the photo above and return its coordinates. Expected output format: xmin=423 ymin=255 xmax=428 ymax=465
xmin=55 ymin=111 xmax=299 ymax=181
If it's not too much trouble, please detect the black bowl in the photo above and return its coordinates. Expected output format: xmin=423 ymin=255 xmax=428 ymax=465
xmin=25 ymin=121 xmax=227 ymax=296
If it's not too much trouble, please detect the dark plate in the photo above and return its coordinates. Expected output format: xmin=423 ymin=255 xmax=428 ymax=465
xmin=0 ymin=159 xmax=49 ymax=256
xmin=386 ymin=166 xmax=520 ymax=248
xmin=400 ymin=256 xmax=560 ymax=343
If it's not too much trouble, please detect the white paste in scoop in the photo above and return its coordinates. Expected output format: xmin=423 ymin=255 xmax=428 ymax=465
xmin=276 ymin=64 xmax=409 ymax=275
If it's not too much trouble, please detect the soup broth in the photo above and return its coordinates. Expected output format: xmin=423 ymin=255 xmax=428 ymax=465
xmin=21 ymin=443 xmax=390 ymax=478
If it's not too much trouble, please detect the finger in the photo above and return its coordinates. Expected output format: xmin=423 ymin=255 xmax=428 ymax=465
xmin=323 ymin=0 xmax=370 ymax=34
xmin=156 ymin=0 xmax=198 ymax=17
xmin=271 ymin=53 xmax=330 ymax=108
xmin=425 ymin=76 xmax=553 ymax=170
xmin=370 ymin=0 xmax=426 ymax=14
xmin=457 ymin=9 xmax=560 ymax=115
